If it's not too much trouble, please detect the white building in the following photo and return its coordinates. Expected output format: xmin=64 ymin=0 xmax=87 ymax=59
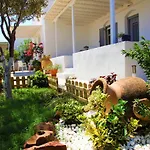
xmin=17 ymin=0 xmax=150 ymax=83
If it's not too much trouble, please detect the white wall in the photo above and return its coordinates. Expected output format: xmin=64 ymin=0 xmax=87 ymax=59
xmin=43 ymin=18 xmax=90 ymax=56
xmin=73 ymin=42 xmax=126 ymax=81
xmin=88 ymin=0 xmax=150 ymax=48
xmin=42 ymin=18 xmax=56 ymax=57
xmin=73 ymin=41 xmax=146 ymax=81
xmin=75 ymin=25 xmax=90 ymax=52
xmin=54 ymin=20 xmax=90 ymax=55
xmin=57 ymin=20 xmax=72 ymax=56
xmin=51 ymin=55 xmax=73 ymax=72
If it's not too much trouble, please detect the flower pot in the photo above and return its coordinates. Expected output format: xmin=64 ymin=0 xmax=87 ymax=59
xmin=41 ymin=55 xmax=53 ymax=70
xmin=133 ymin=98 xmax=150 ymax=121
xmin=90 ymin=77 xmax=148 ymax=114
xmin=50 ymin=69 xmax=58 ymax=76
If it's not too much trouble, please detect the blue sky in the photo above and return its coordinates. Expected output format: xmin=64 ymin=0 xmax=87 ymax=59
xmin=0 ymin=20 xmax=33 ymax=42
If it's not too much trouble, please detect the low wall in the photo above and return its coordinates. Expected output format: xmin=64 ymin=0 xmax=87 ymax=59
xmin=51 ymin=55 xmax=73 ymax=72
xmin=73 ymin=41 xmax=146 ymax=81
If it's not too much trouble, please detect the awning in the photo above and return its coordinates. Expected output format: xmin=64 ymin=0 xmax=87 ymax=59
xmin=15 ymin=25 xmax=42 ymax=38
xmin=45 ymin=0 xmax=132 ymax=25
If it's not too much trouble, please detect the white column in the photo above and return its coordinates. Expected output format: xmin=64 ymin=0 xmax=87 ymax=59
xmin=110 ymin=0 xmax=116 ymax=44
xmin=71 ymin=4 xmax=76 ymax=53
xmin=55 ymin=20 xmax=58 ymax=57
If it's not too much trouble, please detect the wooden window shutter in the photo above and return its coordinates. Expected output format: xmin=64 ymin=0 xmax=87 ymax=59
xmin=99 ymin=28 xmax=105 ymax=46
xmin=116 ymin=22 xmax=118 ymax=43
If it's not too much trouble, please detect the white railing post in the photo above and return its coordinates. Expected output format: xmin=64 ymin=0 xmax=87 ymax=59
xmin=71 ymin=4 xmax=76 ymax=53
xmin=110 ymin=0 xmax=116 ymax=44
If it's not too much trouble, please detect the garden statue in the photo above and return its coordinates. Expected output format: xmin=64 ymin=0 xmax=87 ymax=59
xmin=90 ymin=77 xmax=148 ymax=115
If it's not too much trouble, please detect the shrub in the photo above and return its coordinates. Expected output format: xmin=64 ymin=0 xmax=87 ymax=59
xmin=122 ymin=37 xmax=150 ymax=80
xmin=28 ymin=70 xmax=49 ymax=88
xmin=83 ymin=88 xmax=140 ymax=150
xmin=54 ymin=99 xmax=84 ymax=124
xmin=32 ymin=59 xmax=41 ymax=71
xmin=89 ymin=72 xmax=117 ymax=85
xmin=100 ymin=72 xmax=117 ymax=85
xmin=0 ymin=88 xmax=83 ymax=149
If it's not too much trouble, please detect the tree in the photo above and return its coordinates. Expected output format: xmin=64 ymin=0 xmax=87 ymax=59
xmin=122 ymin=37 xmax=150 ymax=80
xmin=0 ymin=0 xmax=48 ymax=99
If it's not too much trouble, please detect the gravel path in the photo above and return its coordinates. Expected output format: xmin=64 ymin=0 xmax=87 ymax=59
xmin=56 ymin=121 xmax=150 ymax=150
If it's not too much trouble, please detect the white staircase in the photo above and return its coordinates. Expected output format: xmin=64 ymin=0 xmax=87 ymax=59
xmin=57 ymin=68 xmax=75 ymax=89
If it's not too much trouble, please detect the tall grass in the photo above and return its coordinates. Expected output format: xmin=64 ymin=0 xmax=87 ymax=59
xmin=0 ymin=88 xmax=58 ymax=150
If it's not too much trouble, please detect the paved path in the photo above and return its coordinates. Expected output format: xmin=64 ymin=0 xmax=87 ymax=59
xmin=11 ymin=71 xmax=34 ymax=77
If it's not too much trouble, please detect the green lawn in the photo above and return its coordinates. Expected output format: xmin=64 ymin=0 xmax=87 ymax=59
xmin=0 ymin=88 xmax=81 ymax=150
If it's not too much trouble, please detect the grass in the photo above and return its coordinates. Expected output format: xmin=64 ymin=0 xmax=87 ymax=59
xmin=0 ymin=88 xmax=82 ymax=150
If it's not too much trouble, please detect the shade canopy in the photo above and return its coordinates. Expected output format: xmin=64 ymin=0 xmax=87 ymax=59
xmin=45 ymin=0 xmax=132 ymax=25
xmin=15 ymin=25 xmax=41 ymax=38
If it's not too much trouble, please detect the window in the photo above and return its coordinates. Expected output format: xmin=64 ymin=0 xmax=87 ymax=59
xmin=128 ymin=14 xmax=139 ymax=41
xmin=99 ymin=23 xmax=118 ymax=46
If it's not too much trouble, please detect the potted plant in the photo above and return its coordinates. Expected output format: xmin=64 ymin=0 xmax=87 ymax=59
xmin=47 ymin=64 xmax=61 ymax=76
xmin=83 ymin=46 xmax=89 ymax=50
xmin=133 ymin=98 xmax=150 ymax=121
xmin=118 ymin=32 xmax=131 ymax=42
xmin=118 ymin=32 xmax=124 ymax=42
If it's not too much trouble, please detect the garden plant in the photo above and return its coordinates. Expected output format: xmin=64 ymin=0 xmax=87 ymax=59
xmin=0 ymin=88 xmax=84 ymax=150
xmin=122 ymin=37 xmax=150 ymax=80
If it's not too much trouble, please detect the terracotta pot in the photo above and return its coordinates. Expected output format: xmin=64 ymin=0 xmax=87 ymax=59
xmin=50 ymin=69 xmax=58 ymax=76
xmin=24 ymin=130 xmax=54 ymax=149
xmin=133 ymin=98 xmax=150 ymax=121
xmin=41 ymin=55 xmax=53 ymax=70
xmin=90 ymin=77 xmax=148 ymax=114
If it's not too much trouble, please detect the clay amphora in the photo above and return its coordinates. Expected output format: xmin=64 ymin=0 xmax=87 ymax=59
xmin=90 ymin=77 xmax=148 ymax=114
xmin=41 ymin=55 xmax=53 ymax=70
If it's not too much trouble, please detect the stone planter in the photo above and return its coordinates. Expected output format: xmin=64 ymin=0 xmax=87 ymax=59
xmin=90 ymin=77 xmax=148 ymax=114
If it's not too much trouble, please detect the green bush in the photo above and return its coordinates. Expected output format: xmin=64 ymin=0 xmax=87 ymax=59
xmin=54 ymin=99 xmax=84 ymax=124
xmin=122 ymin=37 xmax=150 ymax=80
xmin=32 ymin=59 xmax=41 ymax=71
xmin=28 ymin=70 xmax=49 ymax=88
xmin=83 ymin=88 xmax=140 ymax=150
xmin=4 ymin=49 xmax=20 ymax=62
xmin=0 ymin=88 xmax=83 ymax=149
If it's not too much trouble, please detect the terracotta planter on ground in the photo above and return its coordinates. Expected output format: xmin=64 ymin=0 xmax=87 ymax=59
xmin=24 ymin=130 xmax=54 ymax=149
xmin=50 ymin=69 xmax=58 ymax=77
xmin=90 ymin=77 xmax=148 ymax=114
xmin=133 ymin=98 xmax=150 ymax=121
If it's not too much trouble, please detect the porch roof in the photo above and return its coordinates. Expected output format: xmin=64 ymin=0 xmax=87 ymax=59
xmin=15 ymin=25 xmax=41 ymax=38
xmin=45 ymin=0 xmax=133 ymax=25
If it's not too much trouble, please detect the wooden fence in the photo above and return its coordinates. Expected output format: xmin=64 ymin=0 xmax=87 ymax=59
xmin=10 ymin=75 xmax=59 ymax=90
xmin=47 ymin=75 xmax=58 ymax=90
xmin=11 ymin=76 xmax=28 ymax=89
xmin=65 ymin=79 xmax=90 ymax=101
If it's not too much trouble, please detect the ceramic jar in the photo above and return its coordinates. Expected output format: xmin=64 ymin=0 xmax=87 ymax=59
xmin=90 ymin=77 xmax=148 ymax=114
